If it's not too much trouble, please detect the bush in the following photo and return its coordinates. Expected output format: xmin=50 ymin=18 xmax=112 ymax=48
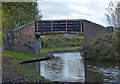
xmin=82 ymin=32 xmax=119 ymax=61
xmin=40 ymin=35 xmax=84 ymax=48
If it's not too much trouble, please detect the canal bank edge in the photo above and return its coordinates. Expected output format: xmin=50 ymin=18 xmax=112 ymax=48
xmin=19 ymin=54 xmax=54 ymax=64
xmin=19 ymin=47 xmax=82 ymax=64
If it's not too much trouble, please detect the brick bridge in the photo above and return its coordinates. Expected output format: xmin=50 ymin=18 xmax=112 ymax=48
xmin=6 ymin=19 xmax=113 ymax=54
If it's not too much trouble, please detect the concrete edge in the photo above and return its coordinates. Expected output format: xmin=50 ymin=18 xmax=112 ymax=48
xmin=19 ymin=55 xmax=54 ymax=64
xmin=12 ymin=21 xmax=35 ymax=31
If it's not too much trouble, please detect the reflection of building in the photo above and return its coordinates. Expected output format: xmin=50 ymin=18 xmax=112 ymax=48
xmin=85 ymin=67 xmax=103 ymax=82
xmin=35 ymin=62 xmax=41 ymax=75
xmin=40 ymin=52 xmax=85 ymax=82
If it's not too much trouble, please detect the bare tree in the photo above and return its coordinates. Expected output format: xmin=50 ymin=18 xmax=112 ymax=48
xmin=105 ymin=1 xmax=120 ymax=28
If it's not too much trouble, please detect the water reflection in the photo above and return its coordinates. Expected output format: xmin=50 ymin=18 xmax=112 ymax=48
xmin=34 ymin=52 xmax=119 ymax=83
xmin=41 ymin=52 xmax=85 ymax=82
xmin=85 ymin=61 xmax=119 ymax=83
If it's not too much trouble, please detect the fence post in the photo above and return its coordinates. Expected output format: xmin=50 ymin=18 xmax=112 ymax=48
xmin=66 ymin=21 xmax=68 ymax=33
xmin=80 ymin=21 xmax=83 ymax=34
xmin=51 ymin=21 xmax=53 ymax=33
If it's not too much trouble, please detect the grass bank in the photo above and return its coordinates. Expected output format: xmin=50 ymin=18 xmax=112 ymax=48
xmin=81 ymin=32 xmax=119 ymax=61
xmin=3 ymin=46 xmax=80 ymax=62
xmin=2 ymin=50 xmax=50 ymax=83
xmin=2 ymin=50 xmax=48 ymax=62
xmin=40 ymin=46 xmax=81 ymax=52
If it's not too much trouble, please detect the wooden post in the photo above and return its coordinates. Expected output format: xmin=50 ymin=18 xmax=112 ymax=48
xmin=51 ymin=21 xmax=53 ymax=33
xmin=80 ymin=21 xmax=83 ymax=34
xmin=66 ymin=21 xmax=67 ymax=33
xmin=82 ymin=20 xmax=84 ymax=33
xmin=36 ymin=20 xmax=38 ymax=33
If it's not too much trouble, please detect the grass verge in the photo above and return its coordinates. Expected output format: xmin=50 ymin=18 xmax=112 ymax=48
xmin=40 ymin=46 xmax=80 ymax=52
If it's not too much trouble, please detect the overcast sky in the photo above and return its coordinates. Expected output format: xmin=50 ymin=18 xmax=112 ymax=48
xmin=38 ymin=0 xmax=118 ymax=27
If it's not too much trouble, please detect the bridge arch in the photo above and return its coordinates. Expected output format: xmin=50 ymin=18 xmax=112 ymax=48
xmin=6 ymin=19 xmax=113 ymax=54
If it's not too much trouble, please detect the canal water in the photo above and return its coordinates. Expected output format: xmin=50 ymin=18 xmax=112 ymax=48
xmin=33 ymin=52 xmax=120 ymax=83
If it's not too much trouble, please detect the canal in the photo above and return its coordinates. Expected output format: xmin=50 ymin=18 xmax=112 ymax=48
xmin=32 ymin=52 xmax=120 ymax=83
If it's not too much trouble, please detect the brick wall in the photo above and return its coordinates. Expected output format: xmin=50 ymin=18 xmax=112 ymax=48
xmin=84 ymin=20 xmax=113 ymax=46
xmin=6 ymin=22 xmax=36 ymax=54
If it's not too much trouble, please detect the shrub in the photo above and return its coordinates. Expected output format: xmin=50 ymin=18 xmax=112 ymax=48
xmin=40 ymin=35 xmax=84 ymax=48
xmin=82 ymin=32 xmax=119 ymax=61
